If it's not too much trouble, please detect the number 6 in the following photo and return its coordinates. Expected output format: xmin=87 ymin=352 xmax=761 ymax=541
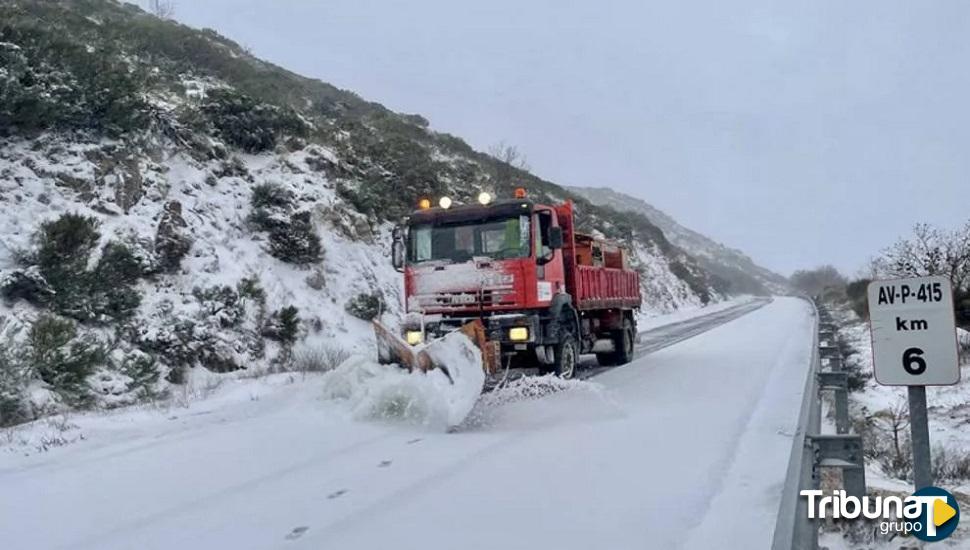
xmin=903 ymin=347 xmax=926 ymax=375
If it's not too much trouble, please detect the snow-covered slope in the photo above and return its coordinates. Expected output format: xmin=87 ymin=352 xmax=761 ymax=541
xmin=0 ymin=0 xmax=728 ymax=424
xmin=571 ymin=186 xmax=789 ymax=295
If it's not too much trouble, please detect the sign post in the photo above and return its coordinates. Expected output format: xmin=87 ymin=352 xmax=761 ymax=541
xmin=868 ymin=276 xmax=960 ymax=490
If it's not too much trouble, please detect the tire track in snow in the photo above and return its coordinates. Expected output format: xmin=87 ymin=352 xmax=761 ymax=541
xmin=579 ymin=297 xmax=772 ymax=379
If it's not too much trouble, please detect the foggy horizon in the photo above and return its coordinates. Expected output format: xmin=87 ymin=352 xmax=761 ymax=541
xmin=174 ymin=1 xmax=970 ymax=277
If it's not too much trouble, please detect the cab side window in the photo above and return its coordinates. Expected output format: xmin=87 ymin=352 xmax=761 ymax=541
xmin=535 ymin=210 xmax=553 ymax=260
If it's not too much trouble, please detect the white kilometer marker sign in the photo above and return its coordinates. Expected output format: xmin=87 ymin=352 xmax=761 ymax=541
xmin=867 ymin=275 xmax=960 ymax=386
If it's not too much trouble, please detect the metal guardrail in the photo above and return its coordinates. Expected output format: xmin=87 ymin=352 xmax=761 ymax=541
xmin=771 ymin=298 xmax=867 ymax=550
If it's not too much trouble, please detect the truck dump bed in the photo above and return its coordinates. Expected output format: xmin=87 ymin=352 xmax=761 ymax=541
xmin=555 ymin=202 xmax=642 ymax=311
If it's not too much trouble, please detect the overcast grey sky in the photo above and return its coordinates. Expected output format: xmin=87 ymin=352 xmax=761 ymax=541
xmin=174 ymin=1 xmax=970 ymax=276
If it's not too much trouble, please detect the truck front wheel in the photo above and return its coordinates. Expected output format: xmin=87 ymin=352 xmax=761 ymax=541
xmin=553 ymin=335 xmax=578 ymax=379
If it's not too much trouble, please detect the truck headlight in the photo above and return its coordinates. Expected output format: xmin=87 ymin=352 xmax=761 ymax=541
xmin=405 ymin=330 xmax=423 ymax=345
xmin=508 ymin=327 xmax=529 ymax=342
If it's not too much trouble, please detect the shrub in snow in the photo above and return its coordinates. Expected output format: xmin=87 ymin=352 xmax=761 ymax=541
xmin=142 ymin=319 xmax=198 ymax=384
xmin=836 ymin=336 xmax=870 ymax=391
xmin=0 ymin=266 xmax=54 ymax=304
xmin=0 ymin=345 xmax=31 ymax=427
xmin=845 ymin=278 xmax=871 ymax=320
xmin=334 ymin=121 xmax=449 ymax=219
xmin=201 ymin=89 xmax=307 ymax=153
xmin=292 ymin=344 xmax=350 ymax=373
xmin=116 ymin=350 xmax=160 ymax=397
xmin=345 ymin=291 xmax=385 ymax=321
xmin=35 ymin=213 xmax=101 ymax=314
xmin=143 ymin=279 xmax=270 ymax=380
xmin=88 ymin=241 xmax=150 ymax=321
xmin=213 ymin=156 xmax=250 ymax=179
xmin=236 ymin=276 xmax=267 ymax=304
xmin=25 ymin=315 xmax=105 ymax=408
xmin=267 ymin=212 xmax=322 ymax=265
xmin=931 ymin=445 xmax=970 ymax=482
xmin=0 ymin=29 xmax=148 ymax=136
xmin=248 ymin=184 xmax=322 ymax=266
xmin=12 ymin=215 xmax=147 ymax=323
xmin=250 ymin=182 xmax=294 ymax=210
xmin=262 ymin=306 xmax=301 ymax=345
xmin=262 ymin=305 xmax=301 ymax=365
xmin=154 ymin=200 xmax=192 ymax=273
xmin=192 ymin=285 xmax=247 ymax=328
xmin=959 ymin=328 xmax=970 ymax=366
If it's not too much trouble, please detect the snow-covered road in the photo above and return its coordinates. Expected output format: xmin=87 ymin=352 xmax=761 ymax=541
xmin=0 ymin=297 xmax=814 ymax=550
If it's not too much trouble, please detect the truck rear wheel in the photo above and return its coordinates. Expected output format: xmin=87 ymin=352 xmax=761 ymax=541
xmin=596 ymin=318 xmax=635 ymax=367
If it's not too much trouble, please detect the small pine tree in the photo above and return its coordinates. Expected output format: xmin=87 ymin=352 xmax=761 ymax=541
xmin=118 ymin=352 xmax=160 ymax=396
xmin=267 ymin=212 xmax=322 ymax=265
xmin=27 ymin=315 xmax=104 ymax=407
xmin=345 ymin=292 xmax=385 ymax=321
xmin=0 ymin=345 xmax=29 ymax=427
xmin=277 ymin=306 xmax=300 ymax=346
xmin=236 ymin=276 xmax=267 ymax=304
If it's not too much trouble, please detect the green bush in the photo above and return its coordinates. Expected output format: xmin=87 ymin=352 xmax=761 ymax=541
xmin=26 ymin=315 xmax=104 ymax=407
xmin=0 ymin=15 xmax=149 ymax=136
xmin=86 ymin=241 xmax=147 ymax=321
xmin=248 ymin=183 xmax=299 ymax=239
xmin=27 ymin=216 xmax=145 ymax=322
xmin=267 ymin=212 xmax=322 ymax=265
xmin=201 ymin=89 xmax=307 ymax=153
xmin=36 ymin=213 xmax=100 ymax=274
xmin=237 ymin=276 xmax=267 ymax=304
xmin=33 ymin=213 xmax=101 ymax=317
xmin=155 ymin=201 xmax=192 ymax=273
xmin=192 ymin=285 xmax=245 ymax=328
xmin=0 ymin=346 xmax=30 ymax=427
xmin=117 ymin=351 xmax=160 ymax=395
xmin=262 ymin=306 xmax=300 ymax=345
xmin=251 ymin=182 xmax=293 ymax=210
xmin=345 ymin=291 xmax=385 ymax=321
xmin=846 ymin=279 xmax=871 ymax=320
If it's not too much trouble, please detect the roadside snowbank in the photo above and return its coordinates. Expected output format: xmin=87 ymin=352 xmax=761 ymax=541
xmin=637 ymin=294 xmax=760 ymax=331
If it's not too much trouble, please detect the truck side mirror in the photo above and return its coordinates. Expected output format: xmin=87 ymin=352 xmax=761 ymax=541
xmin=548 ymin=226 xmax=564 ymax=249
xmin=392 ymin=240 xmax=406 ymax=271
xmin=391 ymin=226 xmax=406 ymax=272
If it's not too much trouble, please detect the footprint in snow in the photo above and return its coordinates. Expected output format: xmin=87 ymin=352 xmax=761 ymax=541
xmin=378 ymin=460 xmax=392 ymax=468
xmin=327 ymin=489 xmax=348 ymax=499
xmin=285 ymin=527 xmax=309 ymax=541
xmin=406 ymin=438 xmax=422 ymax=445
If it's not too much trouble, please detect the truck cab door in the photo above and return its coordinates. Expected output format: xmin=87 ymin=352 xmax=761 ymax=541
xmin=534 ymin=209 xmax=566 ymax=304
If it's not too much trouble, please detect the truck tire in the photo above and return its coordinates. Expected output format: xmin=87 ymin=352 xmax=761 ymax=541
xmin=596 ymin=318 xmax=634 ymax=367
xmin=553 ymin=334 xmax=578 ymax=379
xmin=540 ymin=309 xmax=579 ymax=378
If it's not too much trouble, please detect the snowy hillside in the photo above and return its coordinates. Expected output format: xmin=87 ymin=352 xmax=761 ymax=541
xmin=0 ymin=0 xmax=731 ymax=425
xmin=571 ymin=186 xmax=789 ymax=295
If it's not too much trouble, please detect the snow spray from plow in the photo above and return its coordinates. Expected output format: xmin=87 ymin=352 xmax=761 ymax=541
xmin=322 ymin=331 xmax=485 ymax=429
xmin=323 ymin=329 xmax=605 ymax=430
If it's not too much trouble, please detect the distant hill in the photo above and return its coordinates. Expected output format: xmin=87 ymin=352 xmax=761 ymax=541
xmin=571 ymin=186 xmax=789 ymax=295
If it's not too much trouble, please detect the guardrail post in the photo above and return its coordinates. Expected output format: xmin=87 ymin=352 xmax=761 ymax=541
xmin=809 ymin=434 xmax=867 ymax=498
xmin=818 ymin=371 xmax=850 ymax=434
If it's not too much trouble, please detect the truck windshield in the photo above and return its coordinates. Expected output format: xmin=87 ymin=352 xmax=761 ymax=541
xmin=409 ymin=215 xmax=531 ymax=263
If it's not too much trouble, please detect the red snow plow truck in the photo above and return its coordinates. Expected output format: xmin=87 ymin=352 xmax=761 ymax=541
xmin=374 ymin=189 xmax=641 ymax=381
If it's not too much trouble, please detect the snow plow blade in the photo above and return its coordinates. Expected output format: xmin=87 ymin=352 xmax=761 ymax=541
xmin=373 ymin=319 xmax=500 ymax=376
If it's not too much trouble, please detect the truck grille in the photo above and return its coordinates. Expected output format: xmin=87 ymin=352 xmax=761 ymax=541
xmin=413 ymin=287 xmax=515 ymax=310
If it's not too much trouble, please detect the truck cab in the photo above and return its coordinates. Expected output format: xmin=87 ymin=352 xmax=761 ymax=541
xmin=390 ymin=191 xmax=641 ymax=378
